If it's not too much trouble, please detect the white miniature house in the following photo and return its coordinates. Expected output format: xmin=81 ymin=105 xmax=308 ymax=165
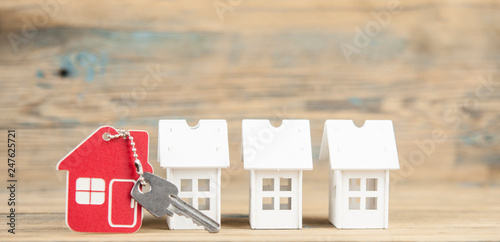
xmin=242 ymin=119 xmax=313 ymax=229
xmin=158 ymin=119 xmax=230 ymax=230
xmin=319 ymin=120 xmax=400 ymax=229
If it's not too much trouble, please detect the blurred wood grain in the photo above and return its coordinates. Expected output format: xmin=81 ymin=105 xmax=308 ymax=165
xmin=0 ymin=0 xmax=499 ymax=241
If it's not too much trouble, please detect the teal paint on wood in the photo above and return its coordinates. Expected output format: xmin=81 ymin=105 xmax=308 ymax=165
xmin=59 ymin=51 xmax=107 ymax=83
xmin=36 ymin=82 xmax=52 ymax=89
xmin=36 ymin=70 xmax=45 ymax=79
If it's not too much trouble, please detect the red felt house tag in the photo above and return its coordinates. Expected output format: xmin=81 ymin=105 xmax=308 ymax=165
xmin=57 ymin=126 xmax=153 ymax=233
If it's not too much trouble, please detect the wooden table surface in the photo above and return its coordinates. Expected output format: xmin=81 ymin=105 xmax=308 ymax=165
xmin=0 ymin=0 xmax=499 ymax=241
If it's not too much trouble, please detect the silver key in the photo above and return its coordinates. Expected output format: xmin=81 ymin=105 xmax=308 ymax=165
xmin=131 ymin=172 xmax=220 ymax=233
xmin=168 ymin=194 xmax=220 ymax=233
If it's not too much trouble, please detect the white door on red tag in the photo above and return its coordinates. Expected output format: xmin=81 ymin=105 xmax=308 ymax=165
xmin=108 ymin=179 xmax=138 ymax=228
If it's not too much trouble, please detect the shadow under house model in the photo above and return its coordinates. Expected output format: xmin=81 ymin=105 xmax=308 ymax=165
xmin=158 ymin=120 xmax=230 ymax=230
xmin=242 ymin=119 xmax=313 ymax=229
xmin=320 ymin=120 xmax=400 ymax=229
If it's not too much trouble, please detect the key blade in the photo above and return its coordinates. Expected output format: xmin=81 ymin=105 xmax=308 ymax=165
xmin=169 ymin=194 xmax=220 ymax=233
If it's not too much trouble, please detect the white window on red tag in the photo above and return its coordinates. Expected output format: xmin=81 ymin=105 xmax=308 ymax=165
xmin=75 ymin=178 xmax=105 ymax=205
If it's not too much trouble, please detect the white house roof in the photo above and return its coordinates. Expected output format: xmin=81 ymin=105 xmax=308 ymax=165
xmin=158 ymin=119 xmax=230 ymax=168
xmin=320 ymin=120 xmax=400 ymax=170
xmin=242 ymin=119 xmax=313 ymax=170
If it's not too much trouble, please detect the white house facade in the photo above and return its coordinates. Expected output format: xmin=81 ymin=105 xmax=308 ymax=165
xmin=320 ymin=120 xmax=400 ymax=229
xmin=158 ymin=119 xmax=230 ymax=230
xmin=242 ymin=119 xmax=313 ymax=229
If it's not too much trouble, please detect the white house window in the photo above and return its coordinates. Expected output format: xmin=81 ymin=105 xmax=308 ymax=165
xmin=262 ymin=178 xmax=274 ymax=191
xmin=198 ymin=197 xmax=210 ymax=210
xmin=178 ymin=178 xmax=212 ymax=211
xmin=349 ymin=178 xmax=360 ymax=191
xmin=280 ymin=197 xmax=291 ymax=210
xmin=366 ymin=197 xmax=377 ymax=210
xmin=366 ymin=178 xmax=377 ymax=191
xmin=262 ymin=197 xmax=274 ymax=210
xmin=198 ymin=179 xmax=210 ymax=192
xmin=349 ymin=197 xmax=360 ymax=210
xmin=75 ymin=178 xmax=105 ymax=205
xmin=348 ymin=177 xmax=379 ymax=210
xmin=280 ymin=178 xmax=291 ymax=191
xmin=261 ymin=177 xmax=293 ymax=210
xmin=182 ymin=197 xmax=193 ymax=206
xmin=181 ymin=179 xmax=192 ymax=192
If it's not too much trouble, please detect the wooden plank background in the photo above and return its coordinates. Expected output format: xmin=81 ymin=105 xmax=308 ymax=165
xmin=0 ymin=0 xmax=499 ymax=241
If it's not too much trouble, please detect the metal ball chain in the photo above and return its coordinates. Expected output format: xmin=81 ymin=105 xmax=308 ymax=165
xmin=104 ymin=129 xmax=147 ymax=186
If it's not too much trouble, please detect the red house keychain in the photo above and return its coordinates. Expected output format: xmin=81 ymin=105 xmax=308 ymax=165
xmin=56 ymin=126 xmax=153 ymax=233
